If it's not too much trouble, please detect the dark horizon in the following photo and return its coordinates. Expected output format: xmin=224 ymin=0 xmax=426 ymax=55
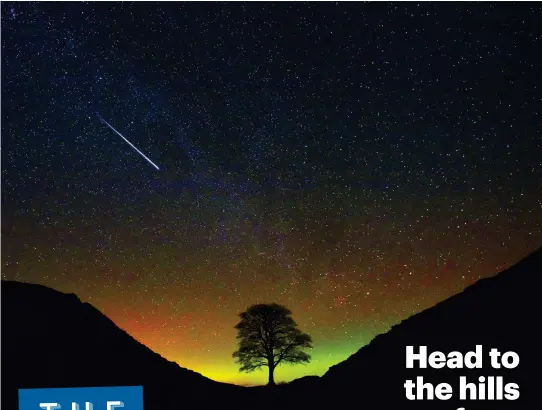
xmin=2 ymin=2 xmax=541 ymax=385
xmin=2 ymin=244 xmax=540 ymax=390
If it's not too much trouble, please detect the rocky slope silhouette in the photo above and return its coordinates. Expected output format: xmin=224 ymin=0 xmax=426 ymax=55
xmin=1 ymin=280 xmax=244 ymax=409
xmin=311 ymin=246 xmax=540 ymax=409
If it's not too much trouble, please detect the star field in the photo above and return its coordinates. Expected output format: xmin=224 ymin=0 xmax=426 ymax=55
xmin=2 ymin=2 xmax=541 ymax=385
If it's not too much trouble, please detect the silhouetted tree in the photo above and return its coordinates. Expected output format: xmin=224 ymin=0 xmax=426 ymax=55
xmin=232 ymin=303 xmax=313 ymax=386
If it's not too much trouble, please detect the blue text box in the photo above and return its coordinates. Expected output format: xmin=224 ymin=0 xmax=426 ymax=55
xmin=18 ymin=386 xmax=143 ymax=410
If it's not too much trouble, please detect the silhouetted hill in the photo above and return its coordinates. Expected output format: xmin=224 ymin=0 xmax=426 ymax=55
xmin=1 ymin=280 xmax=243 ymax=409
xmin=287 ymin=375 xmax=321 ymax=387
xmin=2 ymin=247 xmax=539 ymax=410
xmin=311 ymin=247 xmax=540 ymax=409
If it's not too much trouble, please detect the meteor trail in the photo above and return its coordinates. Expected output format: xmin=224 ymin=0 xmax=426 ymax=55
xmin=97 ymin=113 xmax=160 ymax=170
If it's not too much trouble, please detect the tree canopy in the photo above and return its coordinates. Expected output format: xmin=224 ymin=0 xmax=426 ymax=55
xmin=232 ymin=303 xmax=313 ymax=385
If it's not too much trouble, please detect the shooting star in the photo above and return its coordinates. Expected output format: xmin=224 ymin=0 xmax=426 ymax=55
xmin=97 ymin=113 xmax=160 ymax=170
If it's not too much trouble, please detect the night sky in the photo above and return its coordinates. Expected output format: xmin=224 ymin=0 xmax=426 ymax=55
xmin=2 ymin=2 xmax=541 ymax=385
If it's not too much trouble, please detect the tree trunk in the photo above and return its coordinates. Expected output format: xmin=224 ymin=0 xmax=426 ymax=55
xmin=268 ymin=363 xmax=275 ymax=386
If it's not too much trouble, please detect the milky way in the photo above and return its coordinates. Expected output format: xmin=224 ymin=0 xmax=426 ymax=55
xmin=2 ymin=2 xmax=541 ymax=385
